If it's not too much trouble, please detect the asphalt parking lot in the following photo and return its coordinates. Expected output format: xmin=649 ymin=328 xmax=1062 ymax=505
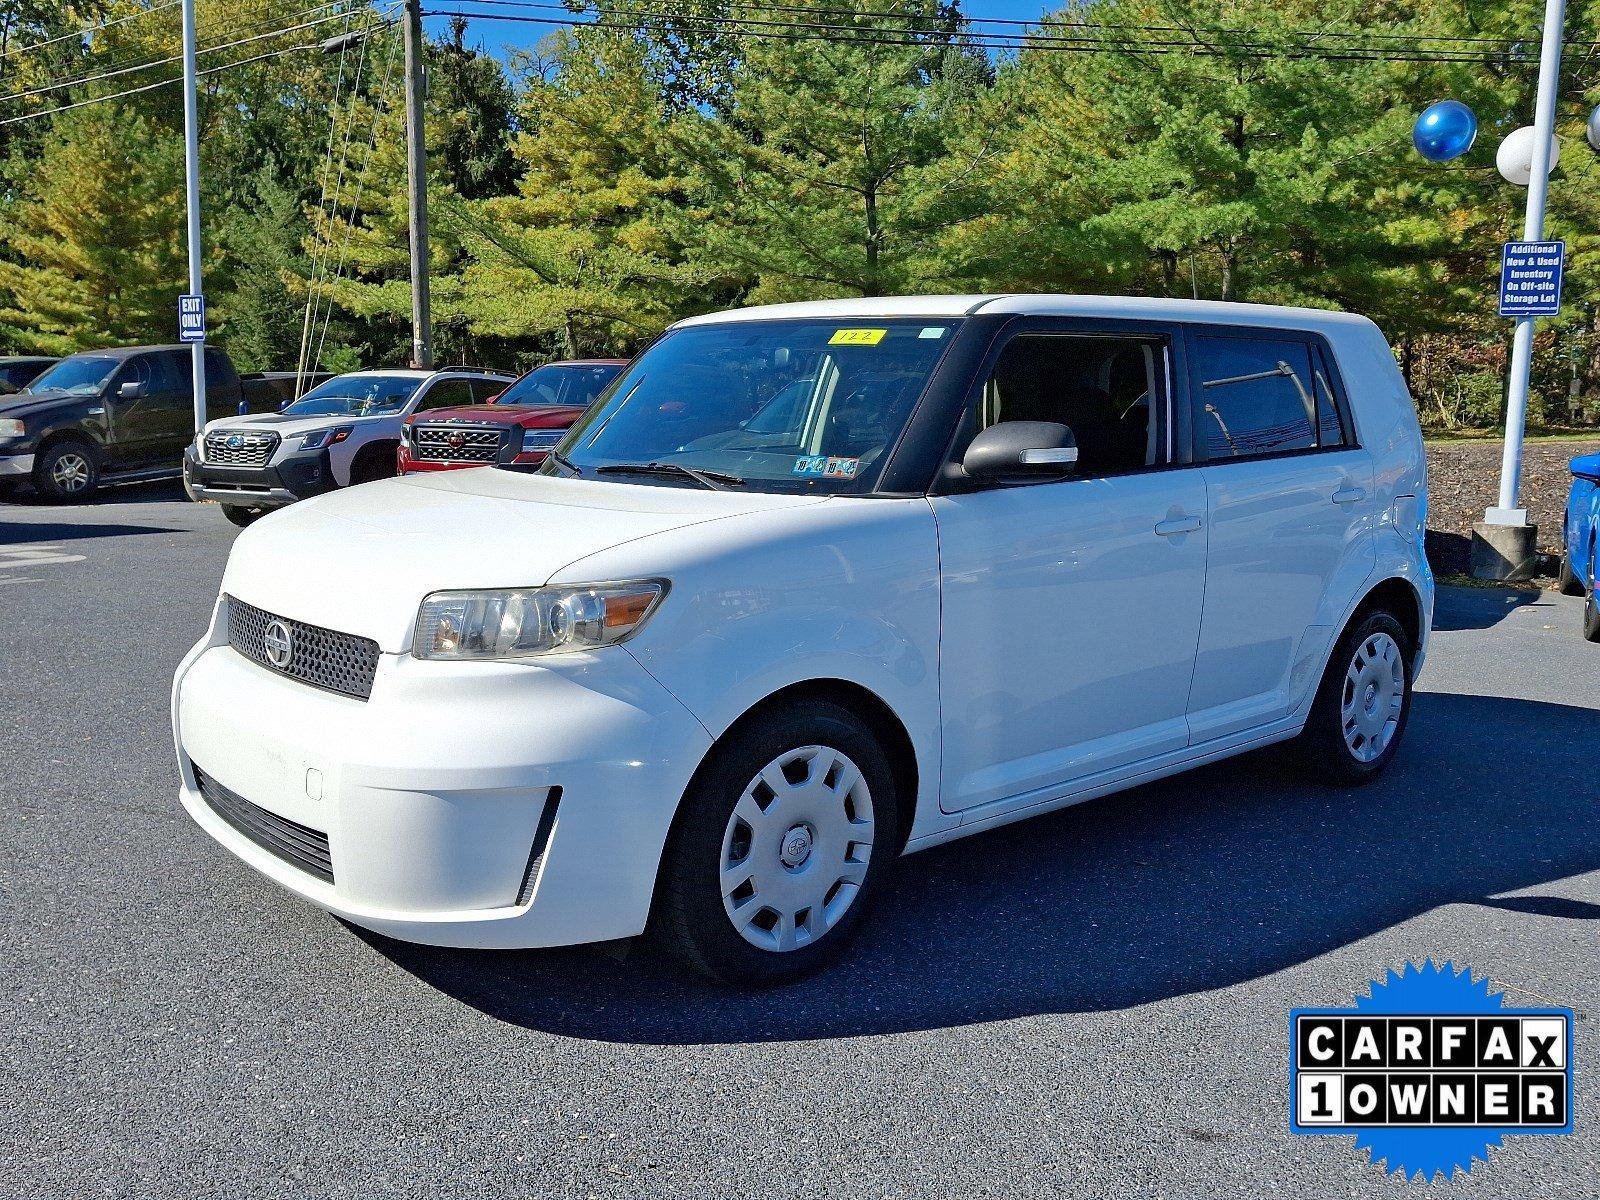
xmin=2 ymin=483 xmax=1596 ymax=1199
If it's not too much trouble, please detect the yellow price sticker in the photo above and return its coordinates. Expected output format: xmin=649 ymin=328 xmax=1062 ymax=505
xmin=828 ymin=328 xmax=888 ymax=346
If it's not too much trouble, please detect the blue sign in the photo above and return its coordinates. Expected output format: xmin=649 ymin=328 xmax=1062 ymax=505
xmin=1499 ymin=241 xmax=1564 ymax=317
xmin=178 ymin=293 xmax=206 ymax=343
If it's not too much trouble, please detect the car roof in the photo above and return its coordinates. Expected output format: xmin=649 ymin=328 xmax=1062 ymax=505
xmin=672 ymin=294 xmax=1376 ymax=335
xmin=0 ymin=355 xmax=58 ymax=363
xmin=541 ymin=358 xmax=628 ymax=367
xmin=60 ymin=345 xmax=194 ymax=358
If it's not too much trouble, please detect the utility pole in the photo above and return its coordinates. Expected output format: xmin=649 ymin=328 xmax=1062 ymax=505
xmin=180 ymin=0 xmax=207 ymax=431
xmin=402 ymin=0 xmax=433 ymax=369
xmin=1481 ymin=0 xmax=1566 ymax=551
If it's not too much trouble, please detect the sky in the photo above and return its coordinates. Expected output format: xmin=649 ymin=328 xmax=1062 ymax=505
xmin=423 ymin=0 xmax=1057 ymax=65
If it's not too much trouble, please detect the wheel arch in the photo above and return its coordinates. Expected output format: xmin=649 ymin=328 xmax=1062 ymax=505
xmin=681 ymin=677 xmax=922 ymax=860
xmin=347 ymin=437 xmax=400 ymax=485
xmin=1349 ymin=575 xmax=1425 ymax=666
xmin=34 ymin=427 xmax=101 ymax=460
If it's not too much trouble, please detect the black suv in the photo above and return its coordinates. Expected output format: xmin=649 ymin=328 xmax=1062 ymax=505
xmin=0 ymin=345 xmax=243 ymax=501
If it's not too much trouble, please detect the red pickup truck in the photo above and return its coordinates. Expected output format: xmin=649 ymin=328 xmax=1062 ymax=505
xmin=396 ymin=358 xmax=625 ymax=475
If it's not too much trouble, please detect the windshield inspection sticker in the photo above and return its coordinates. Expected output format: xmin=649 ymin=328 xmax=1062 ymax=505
xmin=792 ymin=456 xmax=860 ymax=479
xmin=1290 ymin=961 xmax=1573 ymax=1182
xmin=828 ymin=328 xmax=887 ymax=346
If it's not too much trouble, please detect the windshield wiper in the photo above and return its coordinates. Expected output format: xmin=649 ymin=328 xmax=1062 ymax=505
xmin=547 ymin=448 xmax=582 ymax=477
xmin=595 ymin=461 xmax=744 ymax=490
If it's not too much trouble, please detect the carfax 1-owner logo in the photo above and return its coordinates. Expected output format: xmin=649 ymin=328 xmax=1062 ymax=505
xmin=1290 ymin=961 xmax=1574 ymax=1181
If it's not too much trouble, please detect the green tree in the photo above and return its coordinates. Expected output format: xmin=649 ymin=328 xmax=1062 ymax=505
xmin=677 ymin=0 xmax=987 ymax=301
xmin=0 ymin=102 xmax=185 ymax=351
xmin=452 ymin=27 xmax=718 ymax=357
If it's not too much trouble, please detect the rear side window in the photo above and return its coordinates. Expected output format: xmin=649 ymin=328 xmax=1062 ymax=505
xmin=1191 ymin=334 xmax=1351 ymax=460
xmin=417 ymin=378 xmax=475 ymax=411
xmin=469 ymin=378 xmax=503 ymax=403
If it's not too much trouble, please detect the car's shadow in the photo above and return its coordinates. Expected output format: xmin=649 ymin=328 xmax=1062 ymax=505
xmin=360 ymin=691 xmax=1599 ymax=1044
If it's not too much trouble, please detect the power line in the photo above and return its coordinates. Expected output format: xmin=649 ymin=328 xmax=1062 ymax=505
xmin=422 ymin=6 xmax=1552 ymax=65
xmin=0 ymin=1 xmax=182 ymax=62
xmin=445 ymin=0 xmax=1600 ymax=61
xmin=0 ymin=30 xmax=360 ymax=125
xmin=0 ymin=7 xmax=365 ymax=105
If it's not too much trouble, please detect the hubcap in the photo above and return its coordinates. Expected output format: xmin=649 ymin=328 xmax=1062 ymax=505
xmin=1340 ymin=632 xmax=1404 ymax=763
xmin=719 ymin=744 xmax=874 ymax=953
xmin=51 ymin=453 xmax=89 ymax=493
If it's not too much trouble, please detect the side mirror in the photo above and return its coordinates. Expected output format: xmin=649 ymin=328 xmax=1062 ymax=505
xmin=117 ymin=380 xmax=145 ymax=400
xmin=961 ymin=420 xmax=1078 ymax=481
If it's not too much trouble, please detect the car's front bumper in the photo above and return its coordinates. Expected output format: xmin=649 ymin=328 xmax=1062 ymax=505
xmin=0 ymin=452 xmax=35 ymax=477
xmin=183 ymin=445 xmax=336 ymax=508
xmin=171 ymin=599 xmax=712 ymax=948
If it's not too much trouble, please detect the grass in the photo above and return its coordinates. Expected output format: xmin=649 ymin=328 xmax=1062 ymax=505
xmin=1434 ymin=571 xmax=1548 ymax=592
xmin=1423 ymin=426 xmax=1600 ymax=445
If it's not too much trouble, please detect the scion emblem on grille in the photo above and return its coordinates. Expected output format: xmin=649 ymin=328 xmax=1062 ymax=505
xmin=262 ymin=619 xmax=294 ymax=668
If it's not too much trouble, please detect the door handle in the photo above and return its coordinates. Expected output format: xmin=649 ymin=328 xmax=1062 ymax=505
xmin=1332 ymin=486 xmax=1366 ymax=505
xmin=1154 ymin=515 xmax=1203 ymax=537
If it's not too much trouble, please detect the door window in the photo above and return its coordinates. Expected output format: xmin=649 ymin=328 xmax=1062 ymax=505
xmin=1192 ymin=336 xmax=1334 ymax=459
xmin=469 ymin=378 xmax=504 ymax=403
xmin=416 ymin=379 xmax=475 ymax=411
xmin=967 ymin=334 xmax=1166 ymax=477
xmin=113 ymin=356 xmax=154 ymax=395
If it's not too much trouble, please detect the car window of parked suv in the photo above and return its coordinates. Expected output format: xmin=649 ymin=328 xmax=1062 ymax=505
xmin=1193 ymin=335 xmax=1348 ymax=459
xmin=417 ymin=379 xmax=476 ymax=411
xmin=972 ymin=334 xmax=1166 ymax=477
xmin=282 ymin=373 xmax=422 ymax=417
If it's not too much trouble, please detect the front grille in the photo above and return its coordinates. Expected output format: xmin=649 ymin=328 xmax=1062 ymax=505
xmin=411 ymin=423 xmax=504 ymax=464
xmin=205 ymin=429 xmax=279 ymax=467
xmin=227 ymin=596 xmax=380 ymax=700
xmin=192 ymin=763 xmax=334 ymax=883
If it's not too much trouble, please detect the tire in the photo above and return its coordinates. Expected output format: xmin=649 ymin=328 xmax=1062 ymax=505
xmin=1584 ymin=544 xmax=1600 ymax=643
xmin=1295 ymin=610 xmax=1414 ymax=785
xmin=1557 ymin=547 xmax=1585 ymax=596
xmin=221 ymin=504 xmax=262 ymax=528
xmin=654 ymin=698 xmax=899 ymax=985
xmin=32 ymin=440 xmax=99 ymax=502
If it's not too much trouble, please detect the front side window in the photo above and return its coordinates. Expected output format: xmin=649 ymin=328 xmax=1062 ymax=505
xmin=552 ymin=320 xmax=956 ymax=493
xmin=1193 ymin=336 xmax=1338 ymax=459
xmin=965 ymin=333 xmax=1165 ymax=478
xmin=25 ymin=356 xmax=118 ymax=395
xmin=281 ymin=373 xmax=422 ymax=417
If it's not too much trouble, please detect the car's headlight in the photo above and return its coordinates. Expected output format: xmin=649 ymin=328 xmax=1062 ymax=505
xmin=521 ymin=429 xmax=564 ymax=453
xmin=413 ymin=581 xmax=668 ymax=660
xmin=300 ymin=425 xmax=353 ymax=450
xmin=0 ymin=418 xmax=26 ymax=440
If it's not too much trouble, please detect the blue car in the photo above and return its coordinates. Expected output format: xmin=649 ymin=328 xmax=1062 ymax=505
xmin=1560 ymin=451 xmax=1600 ymax=641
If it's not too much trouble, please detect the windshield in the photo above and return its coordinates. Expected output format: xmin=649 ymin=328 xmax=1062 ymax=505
xmin=281 ymin=373 xmax=422 ymax=417
xmin=497 ymin=362 xmax=622 ymax=409
xmin=25 ymin=356 xmax=118 ymax=396
xmin=549 ymin=320 xmax=955 ymax=493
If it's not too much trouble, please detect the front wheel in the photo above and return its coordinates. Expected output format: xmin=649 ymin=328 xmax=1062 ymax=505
xmin=654 ymin=699 xmax=898 ymax=985
xmin=33 ymin=441 xmax=98 ymax=502
xmin=1296 ymin=611 xmax=1414 ymax=785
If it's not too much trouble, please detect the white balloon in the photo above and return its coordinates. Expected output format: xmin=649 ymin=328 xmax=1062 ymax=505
xmin=1496 ymin=125 xmax=1561 ymax=185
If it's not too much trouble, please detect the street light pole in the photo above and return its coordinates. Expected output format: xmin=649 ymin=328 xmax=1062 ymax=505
xmin=1487 ymin=0 xmax=1567 ymax=526
xmin=180 ymin=0 xmax=207 ymax=432
xmin=402 ymin=0 xmax=433 ymax=369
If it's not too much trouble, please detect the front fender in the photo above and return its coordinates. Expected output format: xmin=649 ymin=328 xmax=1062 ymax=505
xmin=558 ymin=497 xmax=947 ymax=839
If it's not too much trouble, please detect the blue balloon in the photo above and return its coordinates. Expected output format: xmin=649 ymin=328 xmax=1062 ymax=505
xmin=1413 ymin=100 xmax=1478 ymax=162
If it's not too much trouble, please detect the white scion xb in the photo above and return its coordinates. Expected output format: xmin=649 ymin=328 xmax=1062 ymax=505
xmin=172 ymin=296 xmax=1432 ymax=983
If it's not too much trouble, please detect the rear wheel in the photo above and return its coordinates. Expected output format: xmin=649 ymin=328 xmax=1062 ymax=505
xmin=655 ymin=699 xmax=898 ymax=985
xmin=33 ymin=440 xmax=98 ymax=502
xmin=220 ymin=504 xmax=262 ymax=528
xmin=1296 ymin=610 xmax=1413 ymax=784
